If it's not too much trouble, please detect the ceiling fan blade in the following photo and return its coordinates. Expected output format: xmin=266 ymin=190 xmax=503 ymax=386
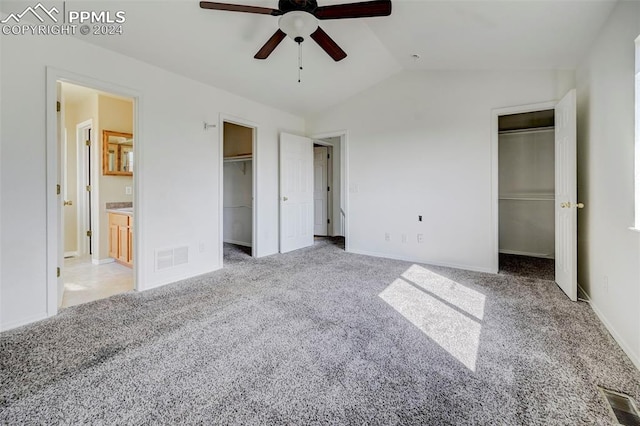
xmin=310 ymin=27 xmax=347 ymax=62
xmin=254 ymin=29 xmax=287 ymax=59
xmin=199 ymin=1 xmax=281 ymax=16
xmin=314 ymin=0 xmax=391 ymax=20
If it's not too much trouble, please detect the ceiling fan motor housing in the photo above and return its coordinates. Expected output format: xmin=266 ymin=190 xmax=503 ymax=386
xmin=279 ymin=0 xmax=318 ymax=14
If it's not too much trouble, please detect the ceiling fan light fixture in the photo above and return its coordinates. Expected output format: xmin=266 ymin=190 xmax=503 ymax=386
xmin=278 ymin=11 xmax=318 ymax=42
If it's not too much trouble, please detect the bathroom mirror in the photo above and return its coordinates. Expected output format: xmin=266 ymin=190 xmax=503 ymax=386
xmin=103 ymin=130 xmax=133 ymax=176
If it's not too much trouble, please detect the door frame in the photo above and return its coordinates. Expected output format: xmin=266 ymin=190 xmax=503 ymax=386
xmin=310 ymin=130 xmax=349 ymax=250
xmin=218 ymin=114 xmax=258 ymax=266
xmin=46 ymin=67 xmax=142 ymax=317
xmin=490 ymin=100 xmax=557 ymax=274
xmin=75 ymin=119 xmax=93 ymax=257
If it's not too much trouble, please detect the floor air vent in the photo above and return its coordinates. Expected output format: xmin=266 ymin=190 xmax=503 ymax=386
xmin=599 ymin=387 xmax=640 ymax=426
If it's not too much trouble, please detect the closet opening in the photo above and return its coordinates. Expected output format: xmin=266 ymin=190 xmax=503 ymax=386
xmin=498 ymin=109 xmax=555 ymax=280
xmin=222 ymin=121 xmax=255 ymax=263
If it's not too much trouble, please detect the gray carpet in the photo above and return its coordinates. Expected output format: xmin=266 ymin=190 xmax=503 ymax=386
xmin=499 ymin=253 xmax=555 ymax=281
xmin=1 ymin=239 xmax=639 ymax=424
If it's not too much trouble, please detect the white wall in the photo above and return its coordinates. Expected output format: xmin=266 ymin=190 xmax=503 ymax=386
xmin=0 ymin=33 xmax=304 ymax=330
xmin=307 ymin=70 xmax=574 ymax=272
xmin=575 ymin=1 xmax=640 ymax=368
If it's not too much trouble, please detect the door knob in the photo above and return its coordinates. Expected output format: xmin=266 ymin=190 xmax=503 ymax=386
xmin=576 ymin=202 xmax=585 ymax=209
xmin=283 ymin=196 xmax=288 ymax=201
xmin=560 ymin=202 xmax=570 ymax=208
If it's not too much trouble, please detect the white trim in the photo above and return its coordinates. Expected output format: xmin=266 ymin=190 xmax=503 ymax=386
xmin=46 ymin=67 xmax=142 ymax=319
xmin=581 ymin=289 xmax=640 ymax=371
xmin=219 ymin=114 xmax=259 ymax=266
xmin=348 ymin=248 xmax=495 ymax=274
xmin=92 ymin=257 xmax=115 ymax=265
xmin=490 ymin=100 xmax=557 ymax=274
xmin=629 ymin=227 xmax=640 ymax=233
xmin=0 ymin=313 xmax=48 ymax=332
xmin=309 ymin=130 xmax=349 ymax=250
xmin=223 ymin=239 xmax=252 ymax=247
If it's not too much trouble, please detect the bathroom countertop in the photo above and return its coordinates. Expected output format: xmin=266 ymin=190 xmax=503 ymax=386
xmin=106 ymin=208 xmax=133 ymax=216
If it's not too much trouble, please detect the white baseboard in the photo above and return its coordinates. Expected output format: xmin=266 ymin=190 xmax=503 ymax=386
xmin=347 ymin=248 xmax=495 ymax=274
xmin=142 ymin=265 xmax=223 ymax=291
xmin=64 ymin=251 xmax=79 ymax=258
xmin=0 ymin=312 xmax=48 ymax=332
xmin=92 ymin=258 xmax=115 ymax=265
xmin=578 ymin=284 xmax=640 ymax=371
xmin=223 ymin=239 xmax=252 ymax=248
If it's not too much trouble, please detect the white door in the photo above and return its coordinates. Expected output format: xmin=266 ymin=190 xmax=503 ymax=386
xmin=314 ymin=146 xmax=328 ymax=236
xmin=555 ymin=89 xmax=578 ymax=301
xmin=280 ymin=133 xmax=314 ymax=253
xmin=56 ymin=82 xmax=65 ymax=307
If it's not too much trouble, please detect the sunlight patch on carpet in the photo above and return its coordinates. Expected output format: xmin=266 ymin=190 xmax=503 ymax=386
xmin=379 ymin=265 xmax=486 ymax=371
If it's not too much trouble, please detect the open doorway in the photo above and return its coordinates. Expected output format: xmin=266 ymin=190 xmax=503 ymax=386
xmin=313 ymin=144 xmax=332 ymax=236
xmin=59 ymin=81 xmax=135 ymax=308
xmin=497 ymin=109 xmax=555 ymax=281
xmin=313 ymin=135 xmax=345 ymax=250
xmin=493 ymin=91 xmax=578 ymax=301
xmin=221 ymin=120 xmax=256 ymax=264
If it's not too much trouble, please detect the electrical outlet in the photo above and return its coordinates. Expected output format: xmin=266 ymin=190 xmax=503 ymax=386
xmin=417 ymin=234 xmax=424 ymax=243
xmin=401 ymin=234 xmax=407 ymax=243
xmin=385 ymin=233 xmax=390 ymax=242
xmin=125 ymin=186 xmax=132 ymax=195
xmin=418 ymin=215 xmax=422 ymax=222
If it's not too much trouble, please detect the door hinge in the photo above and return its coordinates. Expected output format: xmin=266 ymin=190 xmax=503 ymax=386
xmin=86 ymin=230 xmax=92 ymax=237
xmin=86 ymin=185 xmax=91 ymax=192
xmin=56 ymin=184 xmax=61 ymax=195
xmin=327 ymin=153 xmax=330 ymax=159
xmin=56 ymin=267 xmax=60 ymax=277
xmin=327 ymin=186 xmax=330 ymax=192
xmin=85 ymin=139 xmax=90 ymax=146
xmin=56 ymin=101 xmax=61 ymax=112
xmin=327 ymin=218 xmax=331 ymax=224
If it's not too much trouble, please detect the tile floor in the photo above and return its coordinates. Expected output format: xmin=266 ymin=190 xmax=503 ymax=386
xmin=61 ymin=256 xmax=134 ymax=308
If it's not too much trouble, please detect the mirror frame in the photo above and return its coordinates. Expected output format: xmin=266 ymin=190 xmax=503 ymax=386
xmin=103 ymin=130 xmax=133 ymax=176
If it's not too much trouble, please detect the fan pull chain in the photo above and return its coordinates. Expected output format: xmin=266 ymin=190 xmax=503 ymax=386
xmin=298 ymin=41 xmax=303 ymax=83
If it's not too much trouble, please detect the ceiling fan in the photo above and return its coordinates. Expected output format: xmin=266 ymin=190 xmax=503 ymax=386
xmin=199 ymin=0 xmax=392 ymax=62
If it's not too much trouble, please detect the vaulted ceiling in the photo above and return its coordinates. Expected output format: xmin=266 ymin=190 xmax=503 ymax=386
xmin=79 ymin=0 xmax=617 ymax=116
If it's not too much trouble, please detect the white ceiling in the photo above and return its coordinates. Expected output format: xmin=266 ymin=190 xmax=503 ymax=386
xmin=77 ymin=0 xmax=617 ymax=116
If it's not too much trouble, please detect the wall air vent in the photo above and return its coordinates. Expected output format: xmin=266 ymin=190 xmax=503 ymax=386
xmin=155 ymin=246 xmax=189 ymax=270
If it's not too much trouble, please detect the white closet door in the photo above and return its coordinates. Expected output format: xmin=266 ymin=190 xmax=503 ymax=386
xmin=313 ymin=146 xmax=328 ymax=236
xmin=555 ymin=89 xmax=578 ymax=301
xmin=280 ymin=133 xmax=314 ymax=253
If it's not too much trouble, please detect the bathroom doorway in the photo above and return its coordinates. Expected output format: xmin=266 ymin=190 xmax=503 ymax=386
xmin=58 ymin=81 xmax=135 ymax=308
